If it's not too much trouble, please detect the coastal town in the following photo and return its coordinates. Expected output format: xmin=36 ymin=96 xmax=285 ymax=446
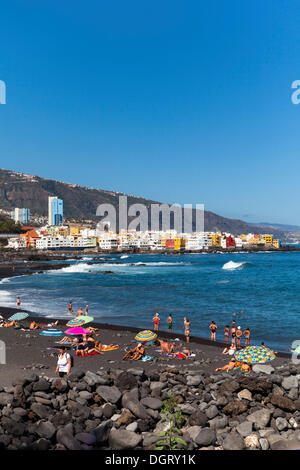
xmin=6 ymin=197 xmax=281 ymax=252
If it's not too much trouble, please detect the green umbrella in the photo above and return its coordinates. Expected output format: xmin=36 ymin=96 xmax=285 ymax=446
xmin=76 ymin=315 xmax=94 ymax=325
xmin=8 ymin=312 xmax=29 ymax=321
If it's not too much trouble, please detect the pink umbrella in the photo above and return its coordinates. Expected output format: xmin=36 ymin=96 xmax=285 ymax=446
xmin=64 ymin=327 xmax=91 ymax=335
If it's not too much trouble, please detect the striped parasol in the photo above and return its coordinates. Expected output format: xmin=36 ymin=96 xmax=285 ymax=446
xmin=76 ymin=315 xmax=94 ymax=325
xmin=66 ymin=317 xmax=86 ymax=327
xmin=8 ymin=312 xmax=29 ymax=321
xmin=40 ymin=328 xmax=63 ymax=336
xmin=234 ymin=346 xmax=276 ymax=364
xmin=135 ymin=330 xmax=157 ymax=342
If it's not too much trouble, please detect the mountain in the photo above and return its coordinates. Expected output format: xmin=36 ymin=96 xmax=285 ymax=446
xmin=250 ymin=222 xmax=300 ymax=232
xmin=0 ymin=168 xmax=289 ymax=238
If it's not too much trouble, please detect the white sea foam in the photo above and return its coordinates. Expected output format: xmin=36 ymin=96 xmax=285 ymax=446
xmin=222 ymin=261 xmax=248 ymax=270
xmin=48 ymin=260 xmax=190 ymax=274
xmin=120 ymin=255 xmax=129 ymax=259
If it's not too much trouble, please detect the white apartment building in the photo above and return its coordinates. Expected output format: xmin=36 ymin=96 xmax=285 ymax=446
xmin=7 ymin=237 xmax=27 ymax=249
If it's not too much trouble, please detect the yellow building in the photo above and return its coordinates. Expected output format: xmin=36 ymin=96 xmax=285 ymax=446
xmin=70 ymin=227 xmax=80 ymax=235
xmin=264 ymin=234 xmax=273 ymax=245
xmin=272 ymin=239 xmax=280 ymax=248
xmin=174 ymin=238 xmax=181 ymax=251
xmin=210 ymin=234 xmax=222 ymax=247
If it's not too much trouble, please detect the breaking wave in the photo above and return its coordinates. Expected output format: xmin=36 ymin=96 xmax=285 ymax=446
xmin=222 ymin=261 xmax=249 ymax=270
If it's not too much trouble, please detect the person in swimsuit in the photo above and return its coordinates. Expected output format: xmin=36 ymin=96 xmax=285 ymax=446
xmin=224 ymin=325 xmax=230 ymax=345
xmin=243 ymin=327 xmax=250 ymax=347
xmin=209 ymin=321 xmax=217 ymax=341
xmin=68 ymin=302 xmax=73 ymax=314
xmin=222 ymin=341 xmax=236 ymax=355
xmin=167 ymin=314 xmax=173 ymax=332
xmin=184 ymin=317 xmax=190 ymax=343
xmin=29 ymin=321 xmax=39 ymax=330
xmin=153 ymin=313 xmax=160 ymax=331
xmin=85 ymin=305 xmax=89 ymax=315
xmin=76 ymin=307 xmax=84 ymax=317
xmin=16 ymin=297 xmax=21 ymax=309
xmin=231 ymin=321 xmax=236 ymax=345
xmin=215 ymin=358 xmax=237 ymax=373
xmin=236 ymin=326 xmax=243 ymax=349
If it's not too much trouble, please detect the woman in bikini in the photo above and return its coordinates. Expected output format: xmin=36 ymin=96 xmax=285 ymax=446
xmin=224 ymin=325 xmax=230 ymax=345
xmin=231 ymin=321 xmax=236 ymax=345
xmin=215 ymin=358 xmax=237 ymax=373
xmin=209 ymin=321 xmax=217 ymax=341
xmin=243 ymin=327 xmax=250 ymax=347
xmin=236 ymin=326 xmax=243 ymax=349
xmin=184 ymin=317 xmax=190 ymax=343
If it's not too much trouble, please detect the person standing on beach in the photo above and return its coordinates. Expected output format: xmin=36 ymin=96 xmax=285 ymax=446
xmin=184 ymin=317 xmax=190 ymax=343
xmin=224 ymin=325 xmax=230 ymax=345
xmin=209 ymin=321 xmax=217 ymax=341
xmin=68 ymin=302 xmax=73 ymax=314
xmin=236 ymin=326 xmax=243 ymax=349
xmin=16 ymin=297 xmax=21 ymax=309
xmin=153 ymin=313 xmax=160 ymax=331
xmin=55 ymin=347 xmax=71 ymax=377
xmin=231 ymin=320 xmax=236 ymax=345
xmin=76 ymin=307 xmax=84 ymax=317
xmin=85 ymin=305 xmax=89 ymax=315
xmin=167 ymin=314 xmax=173 ymax=332
xmin=243 ymin=327 xmax=250 ymax=347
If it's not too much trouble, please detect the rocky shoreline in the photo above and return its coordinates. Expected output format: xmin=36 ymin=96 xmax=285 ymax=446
xmin=1 ymin=360 xmax=300 ymax=450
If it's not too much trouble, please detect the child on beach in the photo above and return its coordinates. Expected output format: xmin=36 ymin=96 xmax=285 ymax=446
xmin=16 ymin=297 xmax=21 ymax=308
xmin=209 ymin=321 xmax=217 ymax=341
xmin=153 ymin=313 xmax=160 ymax=331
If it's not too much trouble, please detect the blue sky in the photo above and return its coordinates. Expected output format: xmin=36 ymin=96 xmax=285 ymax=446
xmin=1 ymin=1 xmax=300 ymax=224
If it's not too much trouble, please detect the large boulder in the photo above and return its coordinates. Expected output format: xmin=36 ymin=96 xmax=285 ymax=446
xmin=223 ymin=401 xmax=247 ymax=416
xmin=122 ymin=389 xmax=149 ymax=420
xmin=96 ymin=386 xmax=121 ymax=404
xmin=108 ymin=428 xmax=142 ymax=450
xmin=223 ymin=433 xmax=245 ymax=450
xmin=247 ymin=409 xmax=271 ymax=428
xmin=115 ymin=372 xmax=138 ymax=391
xmin=271 ymin=394 xmax=296 ymax=412
xmin=282 ymin=376 xmax=299 ymax=391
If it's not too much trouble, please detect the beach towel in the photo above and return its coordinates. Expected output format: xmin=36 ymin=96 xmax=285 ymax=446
xmin=139 ymin=355 xmax=154 ymax=361
xmin=75 ymin=351 xmax=100 ymax=357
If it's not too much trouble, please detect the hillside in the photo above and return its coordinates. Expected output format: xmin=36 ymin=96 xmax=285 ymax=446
xmin=0 ymin=169 xmax=289 ymax=238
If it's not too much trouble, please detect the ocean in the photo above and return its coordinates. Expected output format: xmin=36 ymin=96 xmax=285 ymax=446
xmin=0 ymin=251 xmax=299 ymax=352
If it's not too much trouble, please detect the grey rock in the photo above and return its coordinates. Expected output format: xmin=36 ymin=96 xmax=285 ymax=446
xmin=141 ymin=397 xmax=162 ymax=410
xmin=276 ymin=417 xmax=289 ymax=431
xmin=223 ymin=433 xmax=245 ymax=450
xmin=259 ymin=438 xmax=269 ymax=450
xmin=237 ymin=421 xmax=253 ymax=437
xmin=252 ymin=364 xmax=274 ymax=375
xmin=122 ymin=389 xmax=148 ymax=420
xmin=282 ymin=376 xmax=298 ymax=391
xmin=108 ymin=428 xmax=142 ymax=450
xmin=96 ymin=386 xmax=121 ymax=404
xmin=93 ymin=420 xmax=113 ymax=444
xmin=205 ymin=405 xmax=219 ymax=420
xmin=36 ymin=421 xmax=56 ymax=439
xmin=247 ymin=409 xmax=271 ymax=428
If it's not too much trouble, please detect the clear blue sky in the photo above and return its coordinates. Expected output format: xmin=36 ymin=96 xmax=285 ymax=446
xmin=1 ymin=0 xmax=300 ymax=224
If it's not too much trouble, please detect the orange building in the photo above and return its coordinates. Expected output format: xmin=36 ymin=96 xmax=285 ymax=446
xmin=20 ymin=229 xmax=40 ymax=248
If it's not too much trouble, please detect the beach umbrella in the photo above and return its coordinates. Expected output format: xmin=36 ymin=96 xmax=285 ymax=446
xmin=64 ymin=327 xmax=90 ymax=335
xmin=76 ymin=315 xmax=94 ymax=325
xmin=234 ymin=346 xmax=276 ymax=364
xmin=40 ymin=328 xmax=63 ymax=337
xmin=66 ymin=318 xmax=86 ymax=327
xmin=8 ymin=312 xmax=29 ymax=321
xmin=135 ymin=330 xmax=157 ymax=342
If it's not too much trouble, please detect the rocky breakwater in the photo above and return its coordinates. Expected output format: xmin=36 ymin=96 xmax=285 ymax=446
xmin=1 ymin=363 xmax=300 ymax=450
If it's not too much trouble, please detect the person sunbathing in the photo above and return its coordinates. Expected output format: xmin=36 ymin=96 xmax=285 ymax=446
xmin=86 ymin=326 xmax=98 ymax=334
xmin=30 ymin=321 xmax=39 ymax=330
xmin=222 ymin=341 xmax=236 ymax=356
xmin=157 ymin=339 xmax=176 ymax=354
xmin=215 ymin=358 xmax=237 ymax=373
xmin=2 ymin=320 xmax=17 ymax=328
xmin=123 ymin=344 xmax=145 ymax=360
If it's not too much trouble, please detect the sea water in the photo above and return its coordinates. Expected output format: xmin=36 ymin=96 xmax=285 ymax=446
xmin=0 ymin=251 xmax=300 ymax=351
